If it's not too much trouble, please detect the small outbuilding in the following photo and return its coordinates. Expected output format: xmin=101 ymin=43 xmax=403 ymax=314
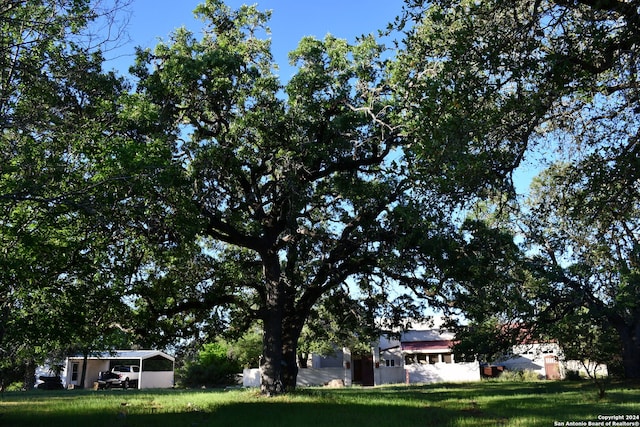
xmin=64 ymin=350 xmax=175 ymax=389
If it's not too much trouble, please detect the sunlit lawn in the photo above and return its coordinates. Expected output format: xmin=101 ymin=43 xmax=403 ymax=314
xmin=1 ymin=380 xmax=639 ymax=427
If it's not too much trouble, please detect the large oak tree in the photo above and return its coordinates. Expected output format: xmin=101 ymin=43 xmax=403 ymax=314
xmin=126 ymin=0 xmax=449 ymax=394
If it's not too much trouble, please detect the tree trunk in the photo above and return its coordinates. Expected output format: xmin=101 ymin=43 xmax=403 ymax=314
xmin=280 ymin=342 xmax=298 ymax=391
xmin=281 ymin=314 xmax=305 ymax=391
xmin=259 ymin=305 xmax=305 ymax=394
xmin=259 ymin=251 xmax=314 ymax=394
xmin=261 ymin=315 xmax=284 ymax=395
xmin=23 ymin=360 xmax=36 ymax=391
xmin=618 ymin=322 xmax=640 ymax=379
xmin=260 ymin=253 xmax=285 ymax=396
xmin=79 ymin=350 xmax=89 ymax=389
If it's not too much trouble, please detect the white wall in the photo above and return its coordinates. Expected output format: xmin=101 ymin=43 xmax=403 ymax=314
xmin=499 ymin=342 xmax=562 ymax=378
xmin=297 ymin=368 xmax=351 ymax=386
xmin=242 ymin=367 xmax=352 ymax=387
xmin=563 ymin=360 xmax=608 ymax=378
xmin=65 ymin=359 xmax=110 ymax=389
xmin=140 ymin=371 xmax=174 ymax=389
xmin=377 ymin=367 xmax=406 ymax=385
xmin=405 ymin=362 xmax=480 ymax=384
xmin=243 ymin=368 xmax=261 ymax=387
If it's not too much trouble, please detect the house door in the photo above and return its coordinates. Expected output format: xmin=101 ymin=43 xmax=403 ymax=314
xmin=352 ymin=355 xmax=374 ymax=386
xmin=544 ymin=356 xmax=560 ymax=380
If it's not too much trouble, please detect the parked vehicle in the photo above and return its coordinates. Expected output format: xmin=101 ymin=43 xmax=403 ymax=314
xmin=36 ymin=375 xmax=64 ymax=390
xmin=97 ymin=365 xmax=140 ymax=389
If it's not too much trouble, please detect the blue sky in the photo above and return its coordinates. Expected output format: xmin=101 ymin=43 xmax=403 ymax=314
xmin=106 ymin=0 xmax=404 ymax=80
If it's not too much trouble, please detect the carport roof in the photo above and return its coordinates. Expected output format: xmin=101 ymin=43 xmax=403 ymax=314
xmin=68 ymin=350 xmax=174 ymax=362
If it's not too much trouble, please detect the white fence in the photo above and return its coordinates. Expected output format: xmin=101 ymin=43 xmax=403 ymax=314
xmin=243 ymin=368 xmax=261 ymax=387
xmin=243 ymin=368 xmax=351 ymax=387
xmin=377 ymin=367 xmax=406 ymax=385
xmin=244 ymin=363 xmax=480 ymax=387
xmin=405 ymin=362 xmax=480 ymax=384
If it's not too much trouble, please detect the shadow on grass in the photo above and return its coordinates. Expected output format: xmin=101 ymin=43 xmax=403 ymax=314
xmin=1 ymin=398 xmax=458 ymax=427
xmin=208 ymin=400 xmax=458 ymax=427
xmin=2 ymin=381 xmax=638 ymax=427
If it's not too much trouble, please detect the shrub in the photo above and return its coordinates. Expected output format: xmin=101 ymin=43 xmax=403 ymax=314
xmin=565 ymin=370 xmax=582 ymax=381
xmin=5 ymin=382 xmax=24 ymax=392
xmin=178 ymin=341 xmax=241 ymax=388
xmin=495 ymin=369 xmax=542 ymax=382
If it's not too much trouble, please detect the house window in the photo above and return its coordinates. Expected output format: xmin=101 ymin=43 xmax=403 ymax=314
xmin=442 ymin=353 xmax=453 ymax=364
xmin=428 ymin=354 xmax=439 ymax=364
xmin=71 ymin=363 xmax=79 ymax=382
xmin=385 ymin=359 xmax=395 ymax=367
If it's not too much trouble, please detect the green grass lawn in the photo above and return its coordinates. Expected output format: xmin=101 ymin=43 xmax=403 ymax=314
xmin=1 ymin=381 xmax=639 ymax=427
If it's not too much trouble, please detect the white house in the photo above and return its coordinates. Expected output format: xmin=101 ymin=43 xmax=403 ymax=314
xmin=243 ymin=322 xmax=608 ymax=387
xmin=495 ymin=341 xmax=563 ymax=379
xmin=375 ymin=326 xmax=480 ymax=385
xmin=243 ymin=324 xmax=480 ymax=387
xmin=489 ymin=341 xmax=608 ymax=380
xmin=63 ymin=350 xmax=175 ymax=389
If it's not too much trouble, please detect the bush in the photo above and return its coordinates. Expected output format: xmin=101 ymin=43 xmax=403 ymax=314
xmin=494 ymin=369 xmax=542 ymax=382
xmin=178 ymin=341 xmax=241 ymax=388
xmin=5 ymin=382 xmax=25 ymax=392
xmin=564 ymin=370 xmax=582 ymax=381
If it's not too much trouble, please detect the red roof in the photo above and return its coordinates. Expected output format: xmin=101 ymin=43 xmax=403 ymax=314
xmin=401 ymin=340 xmax=454 ymax=352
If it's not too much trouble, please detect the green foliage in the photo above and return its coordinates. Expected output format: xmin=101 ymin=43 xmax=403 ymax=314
xmin=395 ymin=0 xmax=640 ymax=201
xmin=6 ymin=0 xmax=639 ymax=397
xmin=0 ymin=0 xmax=141 ymax=376
xmin=396 ymin=0 xmax=640 ymax=379
xmin=178 ymin=340 xmax=241 ymax=388
xmin=492 ymin=369 xmax=542 ymax=382
xmin=227 ymin=329 xmax=263 ymax=369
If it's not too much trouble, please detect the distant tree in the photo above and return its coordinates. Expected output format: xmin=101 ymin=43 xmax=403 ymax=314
xmin=430 ymin=166 xmax=640 ymax=379
xmin=522 ymin=164 xmax=640 ymax=379
xmin=429 ymin=217 xmax=545 ymax=364
xmin=0 ymin=0 xmax=138 ymax=386
xmin=551 ymin=307 xmax=620 ymax=397
xmin=394 ymin=0 xmax=640 ymax=378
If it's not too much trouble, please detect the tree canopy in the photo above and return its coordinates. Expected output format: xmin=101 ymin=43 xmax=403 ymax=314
xmin=395 ymin=0 xmax=640 ymax=377
xmin=123 ymin=0 xmax=453 ymax=394
xmin=2 ymin=0 xmax=639 ymax=392
xmin=0 ymin=0 xmax=136 ymax=379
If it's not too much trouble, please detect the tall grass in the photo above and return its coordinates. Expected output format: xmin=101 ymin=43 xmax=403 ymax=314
xmin=1 ymin=381 xmax=638 ymax=427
